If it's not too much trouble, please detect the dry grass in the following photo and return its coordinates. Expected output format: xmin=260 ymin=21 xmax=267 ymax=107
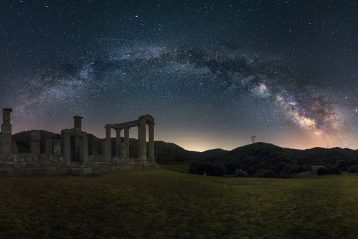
xmin=0 ymin=169 xmax=357 ymax=238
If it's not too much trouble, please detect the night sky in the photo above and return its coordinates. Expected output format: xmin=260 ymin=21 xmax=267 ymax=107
xmin=1 ymin=0 xmax=358 ymax=151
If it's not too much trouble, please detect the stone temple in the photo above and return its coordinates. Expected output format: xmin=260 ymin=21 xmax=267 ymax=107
xmin=0 ymin=108 xmax=157 ymax=175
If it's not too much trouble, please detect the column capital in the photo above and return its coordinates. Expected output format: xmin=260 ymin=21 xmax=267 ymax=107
xmin=105 ymin=124 xmax=113 ymax=129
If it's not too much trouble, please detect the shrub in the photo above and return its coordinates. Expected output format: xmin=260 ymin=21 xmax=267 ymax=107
xmin=189 ymin=162 xmax=225 ymax=176
xmin=283 ymin=164 xmax=304 ymax=175
xmin=336 ymin=160 xmax=347 ymax=171
xmin=254 ymin=168 xmax=276 ymax=178
xmin=348 ymin=165 xmax=358 ymax=173
xmin=235 ymin=169 xmax=248 ymax=177
xmin=316 ymin=167 xmax=327 ymax=175
xmin=317 ymin=167 xmax=340 ymax=176
xmin=188 ymin=165 xmax=197 ymax=174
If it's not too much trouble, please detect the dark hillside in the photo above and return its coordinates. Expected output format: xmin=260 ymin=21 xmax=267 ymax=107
xmin=190 ymin=142 xmax=358 ymax=177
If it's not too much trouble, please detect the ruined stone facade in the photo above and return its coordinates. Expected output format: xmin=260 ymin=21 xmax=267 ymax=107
xmin=105 ymin=114 xmax=155 ymax=163
xmin=0 ymin=108 xmax=157 ymax=175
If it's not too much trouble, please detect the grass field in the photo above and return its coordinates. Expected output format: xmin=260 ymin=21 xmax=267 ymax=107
xmin=0 ymin=169 xmax=357 ymax=239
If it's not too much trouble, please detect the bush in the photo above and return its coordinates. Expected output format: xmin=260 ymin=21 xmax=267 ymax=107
xmin=336 ymin=160 xmax=348 ymax=171
xmin=283 ymin=164 xmax=304 ymax=175
xmin=317 ymin=167 xmax=341 ymax=176
xmin=348 ymin=165 xmax=358 ymax=173
xmin=188 ymin=165 xmax=198 ymax=174
xmin=189 ymin=162 xmax=225 ymax=176
xmin=235 ymin=169 xmax=248 ymax=177
xmin=316 ymin=167 xmax=327 ymax=175
xmin=254 ymin=169 xmax=276 ymax=178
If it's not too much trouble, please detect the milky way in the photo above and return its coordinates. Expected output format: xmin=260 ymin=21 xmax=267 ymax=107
xmin=8 ymin=42 xmax=347 ymax=148
xmin=1 ymin=0 xmax=358 ymax=150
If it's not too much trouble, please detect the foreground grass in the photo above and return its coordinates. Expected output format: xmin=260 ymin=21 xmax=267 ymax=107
xmin=0 ymin=170 xmax=357 ymax=239
xmin=160 ymin=162 xmax=192 ymax=173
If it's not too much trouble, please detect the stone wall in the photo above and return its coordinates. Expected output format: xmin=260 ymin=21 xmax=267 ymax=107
xmin=0 ymin=158 xmax=157 ymax=176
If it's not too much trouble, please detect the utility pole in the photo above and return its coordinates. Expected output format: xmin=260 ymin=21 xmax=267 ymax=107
xmin=251 ymin=135 xmax=256 ymax=144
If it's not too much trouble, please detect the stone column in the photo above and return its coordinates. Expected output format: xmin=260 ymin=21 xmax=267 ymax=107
xmin=115 ymin=128 xmax=121 ymax=160
xmin=1 ymin=108 xmax=12 ymax=155
xmin=92 ymin=145 xmax=97 ymax=158
xmin=138 ymin=118 xmax=147 ymax=161
xmin=74 ymin=135 xmax=80 ymax=162
xmin=120 ymin=131 xmax=125 ymax=162
xmin=53 ymin=139 xmax=61 ymax=155
xmin=45 ymin=138 xmax=53 ymax=161
xmin=53 ymin=139 xmax=61 ymax=161
xmin=105 ymin=125 xmax=112 ymax=161
xmin=148 ymin=123 xmax=155 ymax=162
xmin=62 ymin=131 xmax=71 ymax=166
xmin=45 ymin=138 xmax=52 ymax=154
xmin=30 ymin=131 xmax=41 ymax=155
xmin=124 ymin=127 xmax=129 ymax=160
xmin=81 ymin=134 xmax=89 ymax=166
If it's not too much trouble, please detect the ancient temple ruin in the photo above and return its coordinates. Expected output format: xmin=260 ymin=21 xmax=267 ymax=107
xmin=105 ymin=115 xmax=155 ymax=162
xmin=0 ymin=108 xmax=157 ymax=175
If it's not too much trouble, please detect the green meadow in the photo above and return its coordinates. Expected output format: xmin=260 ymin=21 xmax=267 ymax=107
xmin=0 ymin=169 xmax=357 ymax=239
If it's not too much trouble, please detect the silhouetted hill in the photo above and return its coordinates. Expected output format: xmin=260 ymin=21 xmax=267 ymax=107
xmin=196 ymin=148 xmax=228 ymax=159
xmin=13 ymin=131 xmax=358 ymax=177
xmin=190 ymin=142 xmax=358 ymax=177
xmin=153 ymin=141 xmax=200 ymax=163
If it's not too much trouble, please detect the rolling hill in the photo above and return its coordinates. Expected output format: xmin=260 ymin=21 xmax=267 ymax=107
xmin=189 ymin=142 xmax=358 ymax=177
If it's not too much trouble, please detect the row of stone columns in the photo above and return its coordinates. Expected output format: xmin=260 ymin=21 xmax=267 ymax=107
xmin=105 ymin=126 xmax=131 ymax=161
xmin=105 ymin=115 xmax=154 ymax=162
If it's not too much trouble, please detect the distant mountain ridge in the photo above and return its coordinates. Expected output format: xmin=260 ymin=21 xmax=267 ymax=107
xmin=12 ymin=131 xmax=358 ymax=175
xmin=189 ymin=142 xmax=358 ymax=177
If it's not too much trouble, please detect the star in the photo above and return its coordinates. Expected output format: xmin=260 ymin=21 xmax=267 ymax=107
xmin=1 ymin=0 xmax=358 ymax=150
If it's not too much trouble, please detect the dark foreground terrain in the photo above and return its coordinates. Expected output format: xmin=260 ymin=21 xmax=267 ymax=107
xmin=0 ymin=169 xmax=358 ymax=239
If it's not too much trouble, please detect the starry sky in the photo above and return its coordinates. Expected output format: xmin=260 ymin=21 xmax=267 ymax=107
xmin=1 ymin=0 xmax=358 ymax=151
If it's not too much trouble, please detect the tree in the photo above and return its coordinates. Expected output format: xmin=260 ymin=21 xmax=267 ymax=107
xmin=235 ymin=169 xmax=248 ymax=177
xmin=348 ymin=165 xmax=358 ymax=173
